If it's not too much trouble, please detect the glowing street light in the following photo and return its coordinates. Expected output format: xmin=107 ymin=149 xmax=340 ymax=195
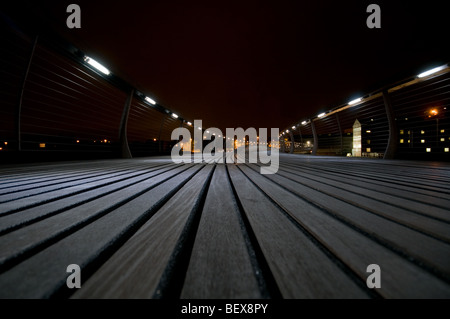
xmin=84 ymin=56 xmax=110 ymax=75
xmin=418 ymin=65 xmax=447 ymax=78
xmin=426 ymin=108 xmax=441 ymax=147
xmin=428 ymin=108 xmax=439 ymax=117
xmin=145 ymin=96 xmax=156 ymax=105
xmin=348 ymin=97 xmax=362 ymax=105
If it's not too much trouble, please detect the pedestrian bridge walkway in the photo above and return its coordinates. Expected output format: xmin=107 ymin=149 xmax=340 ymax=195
xmin=0 ymin=154 xmax=449 ymax=298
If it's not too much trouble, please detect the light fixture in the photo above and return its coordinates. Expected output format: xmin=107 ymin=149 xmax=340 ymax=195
xmin=84 ymin=56 xmax=110 ymax=75
xmin=348 ymin=97 xmax=362 ymax=105
xmin=171 ymin=113 xmax=179 ymax=119
xmin=145 ymin=96 xmax=156 ymax=105
xmin=428 ymin=108 xmax=438 ymax=117
xmin=187 ymin=122 xmax=192 ymax=126
xmin=318 ymin=112 xmax=326 ymax=118
xmin=292 ymin=126 xmax=296 ymax=130
xmin=418 ymin=65 xmax=447 ymax=78
xmin=301 ymin=121 xmax=307 ymax=125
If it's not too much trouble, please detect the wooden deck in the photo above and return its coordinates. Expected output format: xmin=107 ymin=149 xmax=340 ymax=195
xmin=0 ymin=154 xmax=449 ymax=299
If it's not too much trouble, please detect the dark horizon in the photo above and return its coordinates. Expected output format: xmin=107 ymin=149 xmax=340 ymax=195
xmin=3 ymin=0 xmax=450 ymax=132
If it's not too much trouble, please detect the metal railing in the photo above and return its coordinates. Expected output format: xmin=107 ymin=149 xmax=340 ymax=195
xmin=280 ymin=64 xmax=450 ymax=160
xmin=0 ymin=9 xmax=196 ymax=161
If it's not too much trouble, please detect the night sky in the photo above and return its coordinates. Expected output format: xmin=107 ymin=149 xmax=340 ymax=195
xmin=10 ymin=0 xmax=450 ymax=132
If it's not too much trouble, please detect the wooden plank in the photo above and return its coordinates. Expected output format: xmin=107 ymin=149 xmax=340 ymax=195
xmin=1 ymin=155 xmax=449 ymax=299
xmin=227 ymin=165 xmax=369 ymax=298
xmin=71 ymin=165 xmax=214 ymax=298
xmin=180 ymin=164 xmax=262 ymax=299
xmin=0 ymin=163 xmax=169 ymax=203
xmin=0 ymin=161 xmax=157 ymax=194
xmin=0 ymin=165 xmax=121 ymax=188
xmin=0 ymin=164 xmax=178 ymax=234
xmin=273 ymin=166 xmax=450 ymax=242
xmin=281 ymin=158 xmax=450 ymax=191
xmin=0 ymin=164 xmax=192 ymax=269
xmin=0 ymin=163 xmax=177 ymax=215
xmin=0 ymin=164 xmax=202 ymax=298
xmin=281 ymin=157 xmax=450 ymax=193
xmin=238 ymin=164 xmax=450 ymax=298
xmin=278 ymin=162 xmax=450 ymax=210
xmin=243 ymin=164 xmax=450 ymax=282
xmin=0 ymin=159 xmax=134 ymax=180
xmin=280 ymin=154 xmax=450 ymax=182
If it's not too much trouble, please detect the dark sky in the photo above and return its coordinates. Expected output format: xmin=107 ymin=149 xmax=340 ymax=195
xmin=10 ymin=0 xmax=450 ymax=132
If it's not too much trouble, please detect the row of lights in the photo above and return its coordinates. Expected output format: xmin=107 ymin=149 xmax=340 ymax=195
xmin=0 ymin=141 xmax=7 ymax=151
xmin=283 ymin=64 xmax=448 ymax=135
xmin=84 ymin=56 xmax=185 ymax=124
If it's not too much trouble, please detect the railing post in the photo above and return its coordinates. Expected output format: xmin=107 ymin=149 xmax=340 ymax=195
xmin=311 ymin=119 xmax=318 ymax=155
xmin=382 ymin=90 xmax=398 ymax=159
xmin=297 ymin=126 xmax=303 ymax=152
xmin=118 ymin=88 xmax=134 ymax=158
xmin=289 ymin=131 xmax=295 ymax=154
xmin=16 ymin=35 xmax=38 ymax=151
xmin=335 ymin=113 xmax=343 ymax=156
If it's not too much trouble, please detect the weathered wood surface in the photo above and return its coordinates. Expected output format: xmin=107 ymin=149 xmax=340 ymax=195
xmin=0 ymin=154 xmax=449 ymax=298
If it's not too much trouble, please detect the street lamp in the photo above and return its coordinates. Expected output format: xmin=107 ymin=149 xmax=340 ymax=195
xmin=418 ymin=65 xmax=447 ymax=78
xmin=84 ymin=56 xmax=110 ymax=75
xmin=145 ymin=96 xmax=156 ymax=105
xmin=428 ymin=108 xmax=438 ymax=118
xmin=427 ymin=108 xmax=440 ymax=146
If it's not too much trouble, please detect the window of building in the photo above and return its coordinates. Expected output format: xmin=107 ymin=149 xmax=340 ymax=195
xmin=421 ymin=139 xmax=425 ymax=143
xmin=400 ymin=139 xmax=404 ymax=143
xmin=445 ymin=148 xmax=449 ymax=153
xmin=426 ymin=148 xmax=431 ymax=152
xmin=400 ymin=129 xmax=404 ymax=135
xmin=421 ymin=130 xmax=425 ymax=134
